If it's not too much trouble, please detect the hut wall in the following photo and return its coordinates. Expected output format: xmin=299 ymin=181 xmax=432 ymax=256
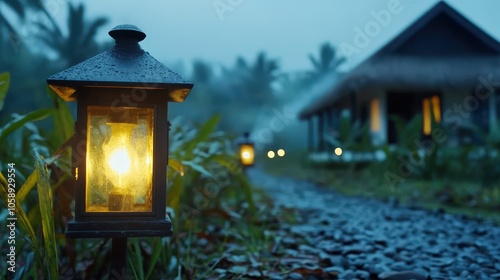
xmin=441 ymin=89 xmax=470 ymax=146
xmin=354 ymin=90 xmax=388 ymax=145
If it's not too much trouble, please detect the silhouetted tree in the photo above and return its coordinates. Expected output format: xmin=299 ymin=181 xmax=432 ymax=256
xmin=36 ymin=2 xmax=109 ymax=68
xmin=307 ymin=42 xmax=345 ymax=81
xmin=232 ymin=52 xmax=280 ymax=105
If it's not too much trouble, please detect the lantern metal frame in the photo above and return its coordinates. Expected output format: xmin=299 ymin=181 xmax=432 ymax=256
xmin=47 ymin=25 xmax=193 ymax=239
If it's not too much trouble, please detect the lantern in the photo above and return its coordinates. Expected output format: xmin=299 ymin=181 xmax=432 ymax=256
xmin=47 ymin=25 xmax=193 ymax=238
xmin=238 ymin=132 xmax=255 ymax=167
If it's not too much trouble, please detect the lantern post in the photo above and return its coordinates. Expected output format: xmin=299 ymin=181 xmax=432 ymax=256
xmin=47 ymin=24 xmax=193 ymax=277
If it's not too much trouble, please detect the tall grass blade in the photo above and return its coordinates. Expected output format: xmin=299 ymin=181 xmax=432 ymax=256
xmin=0 ymin=172 xmax=43 ymax=275
xmin=15 ymin=171 xmax=38 ymax=202
xmin=133 ymin=239 xmax=145 ymax=280
xmin=145 ymin=238 xmax=162 ymax=280
xmin=34 ymin=153 xmax=59 ymax=279
xmin=0 ymin=72 xmax=10 ymax=111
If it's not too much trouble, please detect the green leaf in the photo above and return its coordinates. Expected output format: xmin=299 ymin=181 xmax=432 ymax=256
xmin=0 ymin=172 xmax=43 ymax=275
xmin=168 ymin=158 xmax=184 ymax=176
xmin=196 ymin=114 xmax=221 ymax=142
xmin=145 ymin=238 xmax=163 ymax=280
xmin=34 ymin=153 xmax=59 ymax=279
xmin=131 ymin=239 xmax=144 ymax=280
xmin=47 ymin=86 xmax=74 ymax=146
xmin=15 ymin=170 xmax=38 ymax=203
xmin=0 ymin=72 xmax=10 ymax=111
xmin=181 ymin=114 xmax=221 ymax=157
xmin=182 ymin=160 xmax=213 ymax=178
xmin=210 ymin=154 xmax=239 ymax=173
xmin=0 ymin=108 xmax=55 ymax=145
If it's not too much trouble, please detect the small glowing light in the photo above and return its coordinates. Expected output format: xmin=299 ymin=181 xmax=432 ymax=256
xmin=334 ymin=147 xmax=343 ymax=156
xmin=108 ymin=148 xmax=131 ymax=174
xmin=267 ymin=151 xmax=275 ymax=159
xmin=277 ymin=149 xmax=285 ymax=157
xmin=242 ymin=151 xmax=251 ymax=159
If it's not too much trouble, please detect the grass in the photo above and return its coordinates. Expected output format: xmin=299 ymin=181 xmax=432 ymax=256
xmin=261 ymin=150 xmax=500 ymax=225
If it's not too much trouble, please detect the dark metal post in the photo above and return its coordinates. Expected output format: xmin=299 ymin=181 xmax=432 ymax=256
xmin=110 ymin=237 xmax=127 ymax=279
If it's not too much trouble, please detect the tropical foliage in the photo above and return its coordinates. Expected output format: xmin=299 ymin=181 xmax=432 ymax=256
xmin=0 ymin=75 xmax=257 ymax=278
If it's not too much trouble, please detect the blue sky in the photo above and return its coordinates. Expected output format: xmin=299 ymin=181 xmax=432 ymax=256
xmin=70 ymin=0 xmax=499 ymax=73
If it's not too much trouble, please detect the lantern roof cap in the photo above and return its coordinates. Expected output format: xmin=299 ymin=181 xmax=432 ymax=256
xmin=47 ymin=24 xmax=193 ymax=102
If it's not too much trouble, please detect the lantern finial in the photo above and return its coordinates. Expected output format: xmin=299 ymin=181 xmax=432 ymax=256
xmin=109 ymin=24 xmax=146 ymax=42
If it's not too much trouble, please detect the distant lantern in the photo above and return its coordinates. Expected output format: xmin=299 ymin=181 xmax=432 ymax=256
xmin=238 ymin=132 xmax=255 ymax=167
xmin=334 ymin=147 xmax=343 ymax=156
xmin=47 ymin=24 xmax=194 ymax=239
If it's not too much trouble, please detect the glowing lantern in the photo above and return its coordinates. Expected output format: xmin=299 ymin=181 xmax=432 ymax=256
xmin=238 ymin=132 xmax=255 ymax=167
xmin=47 ymin=25 xmax=193 ymax=238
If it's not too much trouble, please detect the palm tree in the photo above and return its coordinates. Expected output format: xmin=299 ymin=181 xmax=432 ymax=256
xmin=36 ymin=2 xmax=109 ymax=68
xmin=232 ymin=52 xmax=280 ymax=105
xmin=0 ymin=0 xmax=24 ymax=37
xmin=0 ymin=0 xmax=58 ymax=48
xmin=308 ymin=42 xmax=345 ymax=80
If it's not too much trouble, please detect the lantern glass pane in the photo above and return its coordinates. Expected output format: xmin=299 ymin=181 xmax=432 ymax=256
xmin=86 ymin=106 xmax=154 ymax=212
xmin=240 ymin=144 xmax=255 ymax=166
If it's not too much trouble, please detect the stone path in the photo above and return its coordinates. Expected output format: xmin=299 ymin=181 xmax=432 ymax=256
xmin=249 ymin=169 xmax=500 ymax=280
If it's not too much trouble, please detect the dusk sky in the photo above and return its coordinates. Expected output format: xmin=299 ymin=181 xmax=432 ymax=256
xmin=65 ymin=0 xmax=500 ymax=73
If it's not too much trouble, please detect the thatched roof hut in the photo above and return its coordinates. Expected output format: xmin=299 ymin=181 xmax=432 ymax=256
xmin=299 ymin=1 xmax=500 ymax=151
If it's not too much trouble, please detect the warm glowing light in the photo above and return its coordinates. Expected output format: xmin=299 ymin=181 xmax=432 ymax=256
xmin=267 ymin=151 xmax=275 ymax=158
xmin=423 ymin=98 xmax=431 ymax=135
xmin=108 ymin=147 xmax=131 ymax=174
xmin=370 ymin=98 xmax=381 ymax=132
xmin=277 ymin=149 xmax=285 ymax=157
xmin=431 ymin=95 xmax=441 ymax=123
xmin=334 ymin=147 xmax=343 ymax=156
xmin=239 ymin=144 xmax=255 ymax=166
xmin=86 ymin=106 xmax=154 ymax=213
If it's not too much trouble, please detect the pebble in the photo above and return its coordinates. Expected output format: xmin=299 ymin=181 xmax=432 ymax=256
xmin=249 ymin=170 xmax=500 ymax=279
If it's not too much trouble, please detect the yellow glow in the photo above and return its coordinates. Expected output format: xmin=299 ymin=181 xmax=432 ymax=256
xmin=431 ymin=95 xmax=441 ymax=123
xmin=423 ymin=98 xmax=431 ymax=135
xmin=334 ymin=147 xmax=343 ymax=156
xmin=86 ymin=106 xmax=154 ymax=213
xmin=370 ymin=98 xmax=381 ymax=132
xmin=108 ymin=147 xmax=131 ymax=174
xmin=277 ymin=149 xmax=285 ymax=157
xmin=239 ymin=144 xmax=255 ymax=166
xmin=267 ymin=151 xmax=275 ymax=159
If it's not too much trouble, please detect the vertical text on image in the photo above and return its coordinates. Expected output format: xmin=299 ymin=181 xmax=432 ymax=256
xmin=6 ymin=163 xmax=17 ymax=273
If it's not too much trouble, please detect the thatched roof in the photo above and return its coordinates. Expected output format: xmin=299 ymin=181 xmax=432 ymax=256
xmin=298 ymin=55 xmax=500 ymax=119
xmin=298 ymin=1 xmax=500 ymax=120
